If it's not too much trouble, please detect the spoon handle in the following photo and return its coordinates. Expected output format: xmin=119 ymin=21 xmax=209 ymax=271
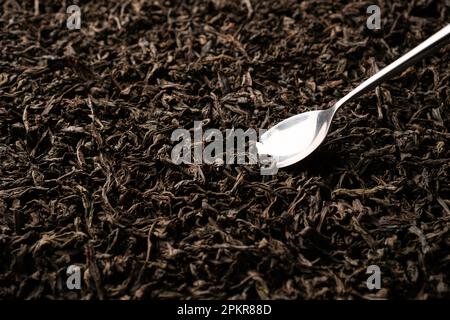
xmin=335 ymin=24 xmax=450 ymax=110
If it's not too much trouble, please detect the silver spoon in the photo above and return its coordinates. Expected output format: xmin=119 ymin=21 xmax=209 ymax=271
xmin=257 ymin=24 xmax=450 ymax=168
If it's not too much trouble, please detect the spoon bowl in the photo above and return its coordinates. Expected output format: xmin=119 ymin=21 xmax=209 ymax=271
xmin=257 ymin=107 xmax=336 ymax=168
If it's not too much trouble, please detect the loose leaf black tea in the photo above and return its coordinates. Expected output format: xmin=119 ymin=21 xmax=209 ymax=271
xmin=0 ymin=0 xmax=449 ymax=300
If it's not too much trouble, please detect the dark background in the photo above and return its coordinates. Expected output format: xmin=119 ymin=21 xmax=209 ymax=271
xmin=0 ymin=0 xmax=449 ymax=299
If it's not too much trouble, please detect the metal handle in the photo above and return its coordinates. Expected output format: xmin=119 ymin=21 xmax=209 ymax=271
xmin=335 ymin=24 xmax=450 ymax=110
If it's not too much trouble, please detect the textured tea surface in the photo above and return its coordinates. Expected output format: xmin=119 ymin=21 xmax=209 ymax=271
xmin=0 ymin=0 xmax=449 ymax=299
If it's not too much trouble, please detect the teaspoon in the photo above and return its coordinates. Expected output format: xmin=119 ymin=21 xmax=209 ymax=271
xmin=257 ymin=24 xmax=450 ymax=168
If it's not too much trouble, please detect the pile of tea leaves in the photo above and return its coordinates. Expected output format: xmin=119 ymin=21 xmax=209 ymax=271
xmin=0 ymin=0 xmax=449 ymax=299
